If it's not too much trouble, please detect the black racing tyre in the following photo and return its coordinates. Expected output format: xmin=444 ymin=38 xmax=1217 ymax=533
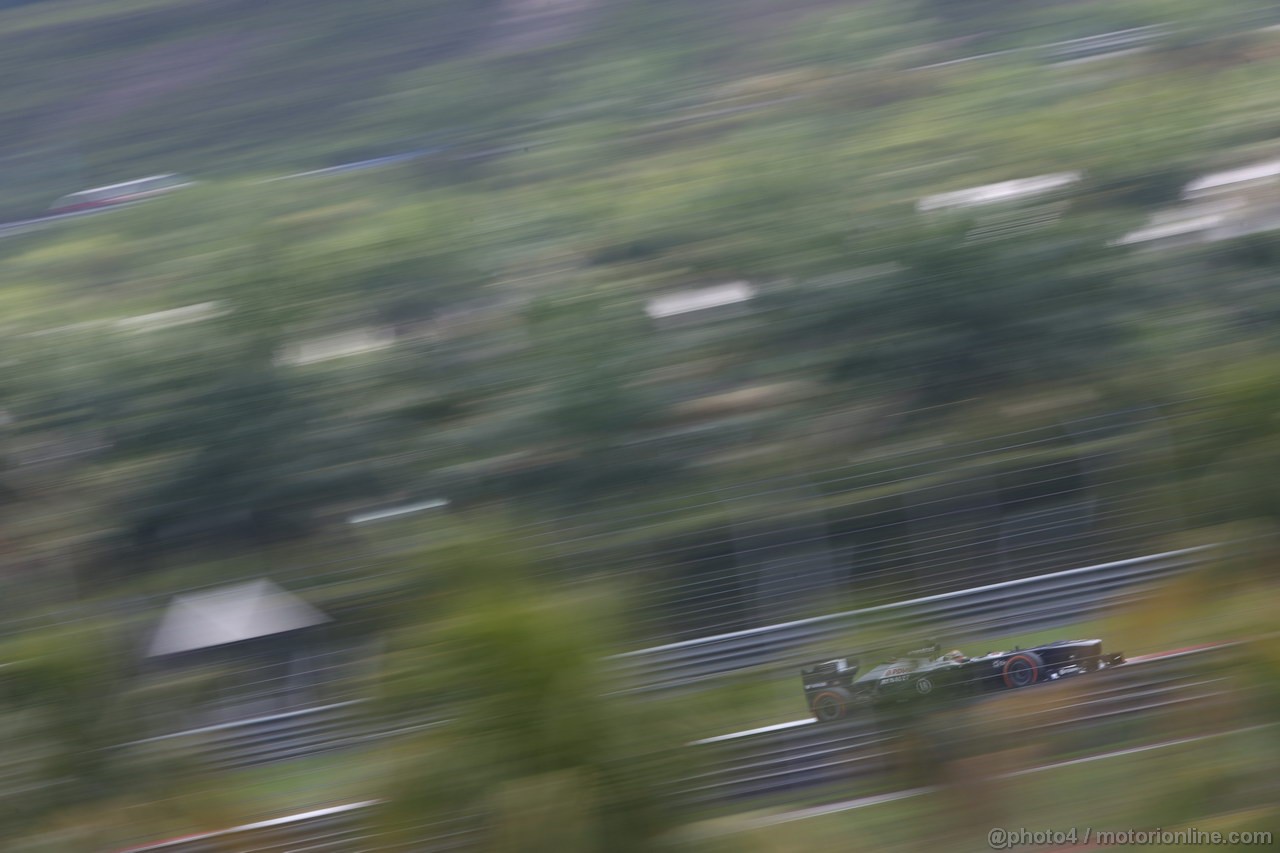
xmin=811 ymin=687 xmax=854 ymax=722
xmin=1002 ymin=651 xmax=1045 ymax=689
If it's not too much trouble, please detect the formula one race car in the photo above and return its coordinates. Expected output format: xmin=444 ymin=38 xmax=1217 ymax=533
xmin=802 ymin=639 xmax=1125 ymax=722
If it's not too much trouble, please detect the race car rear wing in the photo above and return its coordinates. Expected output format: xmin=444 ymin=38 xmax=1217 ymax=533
xmin=801 ymin=658 xmax=857 ymax=677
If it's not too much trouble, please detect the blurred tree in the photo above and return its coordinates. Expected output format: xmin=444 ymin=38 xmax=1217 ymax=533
xmin=508 ymin=289 xmax=680 ymax=500
xmin=121 ymin=362 xmax=385 ymax=552
xmin=57 ymin=244 xmax=399 ymax=556
xmin=527 ymin=295 xmax=655 ymax=447
xmin=784 ymin=0 xmax=931 ymax=68
xmin=761 ymin=219 xmax=1132 ymax=404
xmin=375 ymin=533 xmax=695 ymax=851
xmin=0 ymin=625 xmax=229 ymax=847
xmin=299 ymin=201 xmax=485 ymax=334
xmin=1174 ymin=359 xmax=1280 ymax=526
xmin=1142 ymin=0 xmax=1275 ymax=69
xmin=1201 ymin=233 xmax=1280 ymax=332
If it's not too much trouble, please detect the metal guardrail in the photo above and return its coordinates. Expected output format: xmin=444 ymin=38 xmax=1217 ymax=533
xmin=0 ymin=208 xmax=108 ymax=239
xmin=610 ymin=547 xmax=1214 ymax=692
xmin=123 ymin=701 xmax=447 ymax=770
xmin=112 ymin=645 xmax=1245 ymax=851
xmin=113 ymin=802 xmax=379 ymax=852
xmin=111 ymin=803 xmax=481 ymax=853
xmin=124 ymin=549 xmax=1213 ymax=770
xmin=127 ymin=701 xmax=367 ymax=769
xmin=683 ymin=644 xmax=1240 ymax=803
xmin=1041 ymin=25 xmax=1165 ymax=62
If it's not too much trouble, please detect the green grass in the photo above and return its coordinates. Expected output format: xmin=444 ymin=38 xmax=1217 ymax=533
xmin=676 ymin=617 xmax=1122 ymax=741
xmin=680 ymin=575 xmax=1278 ymax=742
xmin=215 ymin=749 xmax=397 ymax=816
xmin=119 ymin=724 xmax=1277 ymax=850
xmin=681 ymin=725 xmax=1280 ymax=851
xmin=4 ymin=3 xmax=1280 ymax=849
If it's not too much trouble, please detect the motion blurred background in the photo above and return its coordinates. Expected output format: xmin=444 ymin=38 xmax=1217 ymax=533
xmin=0 ymin=0 xmax=1278 ymax=850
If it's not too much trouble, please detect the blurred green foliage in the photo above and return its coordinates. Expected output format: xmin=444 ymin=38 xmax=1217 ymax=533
xmin=0 ymin=0 xmax=1279 ymax=847
xmin=374 ymin=534 xmax=696 ymax=852
xmin=0 ymin=0 xmax=1275 ymax=629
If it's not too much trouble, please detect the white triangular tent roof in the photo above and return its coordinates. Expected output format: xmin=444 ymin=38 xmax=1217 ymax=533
xmin=147 ymin=579 xmax=331 ymax=657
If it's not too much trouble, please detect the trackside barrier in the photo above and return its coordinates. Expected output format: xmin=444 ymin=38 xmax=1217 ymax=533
xmin=684 ymin=643 xmax=1241 ymax=803
xmin=119 ymin=701 xmax=447 ymax=769
xmin=120 ymin=701 xmax=369 ymax=769
xmin=121 ymin=549 xmax=1216 ymax=771
xmin=112 ymin=802 xmax=379 ymax=852
xmin=112 ymin=647 xmax=1244 ymax=850
xmin=1042 ymin=25 xmax=1165 ymax=61
xmin=111 ymin=804 xmax=480 ymax=853
xmin=610 ymin=547 xmax=1215 ymax=692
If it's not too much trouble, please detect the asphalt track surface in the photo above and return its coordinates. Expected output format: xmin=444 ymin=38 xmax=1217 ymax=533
xmin=112 ymin=641 xmax=1247 ymax=851
xmin=688 ymin=722 xmax=1277 ymax=837
xmin=696 ymin=640 xmax=1234 ymax=745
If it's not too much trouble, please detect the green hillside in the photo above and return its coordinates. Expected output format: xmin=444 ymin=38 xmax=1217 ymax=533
xmin=0 ymin=0 xmax=1278 ymax=608
xmin=2 ymin=0 xmax=1273 ymax=215
xmin=2 ymin=1 xmax=1280 ymax=849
